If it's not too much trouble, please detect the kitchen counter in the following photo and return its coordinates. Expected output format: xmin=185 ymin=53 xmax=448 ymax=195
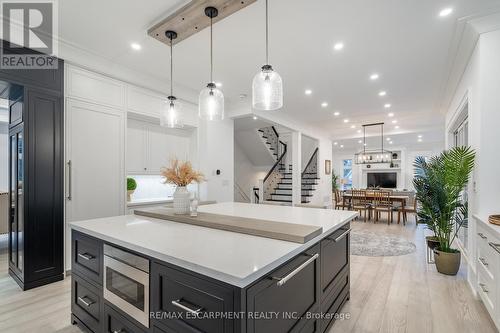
xmin=126 ymin=197 xmax=172 ymax=207
xmin=70 ymin=202 xmax=357 ymax=287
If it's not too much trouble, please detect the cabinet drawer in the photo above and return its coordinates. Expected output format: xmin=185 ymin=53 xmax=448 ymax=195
xmin=246 ymin=244 xmax=320 ymax=333
xmin=300 ymin=319 xmax=320 ymax=333
xmin=320 ymin=224 xmax=350 ymax=297
xmin=478 ymin=267 xmax=496 ymax=315
xmin=104 ymin=303 xmax=146 ymax=333
xmin=72 ymin=272 xmax=103 ymax=333
xmin=72 ymin=231 xmax=103 ymax=286
xmin=151 ymin=263 xmax=234 ymax=333
xmin=320 ymin=268 xmax=349 ymax=333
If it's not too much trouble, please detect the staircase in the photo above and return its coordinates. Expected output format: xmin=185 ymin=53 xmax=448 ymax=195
xmin=258 ymin=127 xmax=319 ymax=204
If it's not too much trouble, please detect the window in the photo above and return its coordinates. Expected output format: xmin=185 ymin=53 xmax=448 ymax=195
xmin=342 ymin=159 xmax=353 ymax=190
xmin=453 ymin=116 xmax=469 ymax=251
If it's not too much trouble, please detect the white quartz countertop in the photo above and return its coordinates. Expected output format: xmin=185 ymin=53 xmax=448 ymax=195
xmin=70 ymin=202 xmax=357 ymax=288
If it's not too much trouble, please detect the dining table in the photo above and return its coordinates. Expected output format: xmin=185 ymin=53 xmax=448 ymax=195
xmin=341 ymin=191 xmax=410 ymax=223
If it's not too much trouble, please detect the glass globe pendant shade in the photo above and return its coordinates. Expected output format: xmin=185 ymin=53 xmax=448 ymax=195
xmin=161 ymin=97 xmax=183 ymax=128
xmin=199 ymin=82 xmax=224 ymax=121
xmin=252 ymin=65 xmax=283 ymax=111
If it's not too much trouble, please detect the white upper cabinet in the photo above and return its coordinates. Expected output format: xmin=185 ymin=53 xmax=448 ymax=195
xmin=127 ymin=119 xmax=192 ymax=175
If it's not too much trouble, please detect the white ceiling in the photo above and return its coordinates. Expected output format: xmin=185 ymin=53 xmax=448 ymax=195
xmin=58 ymin=0 xmax=500 ymax=141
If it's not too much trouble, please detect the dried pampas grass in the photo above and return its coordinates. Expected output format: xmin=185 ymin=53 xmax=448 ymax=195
xmin=161 ymin=158 xmax=205 ymax=187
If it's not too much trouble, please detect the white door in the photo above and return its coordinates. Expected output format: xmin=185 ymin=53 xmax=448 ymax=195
xmin=66 ymin=99 xmax=125 ymax=221
xmin=127 ymin=119 xmax=147 ymax=174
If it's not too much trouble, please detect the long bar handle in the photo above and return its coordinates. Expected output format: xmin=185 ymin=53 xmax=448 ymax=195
xmin=272 ymin=253 xmax=319 ymax=287
xmin=329 ymin=229 xmax=351 ymax=242
xmin=67 ymin=160 xmax=72 ymax=200
xmin=78 ymin=296 xmax=94 ymax=307
xmin=489 ymin=242 xmax=500 ymax=255
xmin=78 ymin=253 xmax=94 ymax=261
xmin=479 ymin=283 xmax=489 ymax=293
xmin=171 ymin=299 xmax=203 ymax=315
xmin=477 ymin=232 xmax=487 ymax=240
xmin=479 ymin=257 xmax=489 ymax=267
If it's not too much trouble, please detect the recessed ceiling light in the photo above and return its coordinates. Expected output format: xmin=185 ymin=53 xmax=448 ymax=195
xmin=392 ymin=120 xmax=398 ymax=124
xmin=358 ymin=140 xmax=362 ymax=144
xmin=386 ymin=137 xmax=391 ymax=141
xmin=389 ymin=141 xmax=393 ymax=144
xmin=439 ymin=7 xmax=453 ymax=17
xmin=418 ymin=138 xmax=423 ymax=142
xmin=350 ymin=125 xmax=356 ymax=129
xmin=418 ymin=135 xmax=423 ymax=138
xmin=343 ymin=119 xmax=349 ymax=123
xmin=333 ymin=111 xmax=340 ymax=116
xmin=305 ymin=89 xmax=312 ymax=95
xmin=253 ymin=116 xmax=258 ymax=120
xmin=388 ymin=112 xmax=394 ymax=117
xmin=370 ymin=73 xmax=379 ymax=80
xmin=384 ymin=104 xmax=392 ymax=108
xmin=334 ymin=142 xmax=338 ymax=145
xmin=357 ymin=129 xmax=361 ymax=133
xmin=131 ymin=43 xmax=142 ymax=50
xmin=395 ymin=125 xmax=400 ymax=129
xmin=321 ymin=102 xmax=328 ymax=108
xmin=333 ymin=42 xmax=344 ymax=51
xmin=379 ymin=91 xmax=387 ymax=97
xmin=215 ymin=82 xmax=223 ymax=88
xmin=340 ymin=144 xmax=344 ymax=148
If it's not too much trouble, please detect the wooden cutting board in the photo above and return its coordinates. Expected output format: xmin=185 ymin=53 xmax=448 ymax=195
xmin=134 ymin=207 xmax=322 ymax=244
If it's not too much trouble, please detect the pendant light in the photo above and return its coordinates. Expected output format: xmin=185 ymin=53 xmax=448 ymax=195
xmin=252 ymin=0 xmax=283 ymax=111
xmin=354 ymin=122 xmax=392 ymax=164
xmin=161 ymin=30 xmax=183 ymax=128
xmin=199 ymin=7 xmax=224 ymax=121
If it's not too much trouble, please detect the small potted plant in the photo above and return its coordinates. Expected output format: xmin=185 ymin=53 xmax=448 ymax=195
xmin=161 ymin=158 xmax=204 ymax=215
xmin=127 ymin=177 xmax=137 ymax=202
xmin=413 ymin=146 xmax=475 ymax=275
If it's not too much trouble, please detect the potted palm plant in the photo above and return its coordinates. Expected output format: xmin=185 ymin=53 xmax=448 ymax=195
xmin=413 ymin=146 xmax=475 ymax=275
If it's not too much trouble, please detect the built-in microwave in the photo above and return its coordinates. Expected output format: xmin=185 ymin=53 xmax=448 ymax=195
xmin=103 ymin=244 xmax=150 ymax=328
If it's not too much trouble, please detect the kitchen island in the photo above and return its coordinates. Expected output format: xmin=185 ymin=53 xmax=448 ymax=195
xmin=70 ymin=202 xmax=357 ymax=333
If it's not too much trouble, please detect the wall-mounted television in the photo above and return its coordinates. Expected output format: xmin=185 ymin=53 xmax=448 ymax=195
xmin=367 ymin=172 xmax=397 ymax=188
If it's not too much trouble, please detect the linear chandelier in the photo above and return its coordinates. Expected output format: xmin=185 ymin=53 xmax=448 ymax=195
xmin=354 ymin=122 xmax=393 ymax=164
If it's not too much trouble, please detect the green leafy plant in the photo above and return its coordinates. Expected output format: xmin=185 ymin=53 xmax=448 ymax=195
xmin=332 ymin=171 xmax=340 ymax=191
xmin=413 ymin=146 xmax=475 ymax=253
xmin=127 ymin=177 xmax=137 ymax=191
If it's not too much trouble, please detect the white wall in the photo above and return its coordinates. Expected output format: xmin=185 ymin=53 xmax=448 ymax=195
xmin=234 ymin=141 xmax=269 ymax=202
xmin=445 ymin=29 xmax=500 ymax=290
xmin=197 ymin=117 xmax=234 ymax=203
xmin=301 ymin=135 xmax=318 ymax=171
xmin=0 ymin=122 xmax=8 ymax=191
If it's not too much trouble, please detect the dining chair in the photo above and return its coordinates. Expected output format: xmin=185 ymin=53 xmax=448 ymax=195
xmin=373 ymin=191 xmax=394 ymax=224
xmin=334 ymin=189 xmax=349 ymax=210
xmin=351 ymin=190 xmax=370 ymax=222
xmin=398 ymin=193 xmax=418 ymax=225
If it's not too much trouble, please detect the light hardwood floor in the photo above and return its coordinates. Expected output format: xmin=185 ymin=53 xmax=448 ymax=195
xmin=0 ymin=219 xmax=497 ymax=333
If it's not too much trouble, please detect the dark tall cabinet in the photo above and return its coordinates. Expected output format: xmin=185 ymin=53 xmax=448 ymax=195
xmin=1 ymin=51 xmax=64 ymax=290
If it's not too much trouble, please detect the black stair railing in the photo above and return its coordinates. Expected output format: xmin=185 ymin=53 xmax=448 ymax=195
xmin=262 ymin=126 xmax=287 ymax=201
xmin=302 ymin=147 xmax=319 ymax=180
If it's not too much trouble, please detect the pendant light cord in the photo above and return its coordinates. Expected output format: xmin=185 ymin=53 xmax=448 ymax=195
xmin=265 ymin=0 xmax=269 ymax=65
xmin=210 ymin=15 xmax=213 ymax=84
xmin=170 ymin=36 xmax=173 ymax=97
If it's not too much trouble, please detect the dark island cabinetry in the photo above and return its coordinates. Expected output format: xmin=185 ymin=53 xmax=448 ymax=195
xmin=71 ymin=222 xmax=350 ymax=333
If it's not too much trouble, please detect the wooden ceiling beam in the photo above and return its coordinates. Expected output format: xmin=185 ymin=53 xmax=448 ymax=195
xmin=148 ymin=0 xmax=257 ymax=45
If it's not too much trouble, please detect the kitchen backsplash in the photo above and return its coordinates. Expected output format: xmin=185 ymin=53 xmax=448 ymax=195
xmin=128 ymin=175 xmax=198 ymax=201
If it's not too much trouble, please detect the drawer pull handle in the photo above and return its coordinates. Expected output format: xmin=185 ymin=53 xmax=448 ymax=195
xmin=272 ymin=253 xmax=319 ymax=287
xmin=113 ymin=330 xmax=126 ymax=333
xmin=479 ymin=257 xmax=489 ymax=267
xmin=329 ymin=229 xmax=351 ymax=242
xmin=77 ymin=296 xmax=94 ymax=307
xmin=171 ymin=299 xmax=203 ymax=315
xmin=489 ymin=242 xmax=500 ymax=255
xmin=477 ymin=233 xmax=487 ymax=240
xmin=479 ymin=283 xmax=489 ymax=293
xmin=78 ymin=253 xmax=94 ymax=261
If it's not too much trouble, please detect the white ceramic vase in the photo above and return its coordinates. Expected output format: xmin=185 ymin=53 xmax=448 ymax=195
xmin=173 ymin=186 xmax=191 ymax=215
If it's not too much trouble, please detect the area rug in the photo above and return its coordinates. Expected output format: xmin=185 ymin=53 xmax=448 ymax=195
xmin=350 ymin=230 xmax=416 ymax=257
